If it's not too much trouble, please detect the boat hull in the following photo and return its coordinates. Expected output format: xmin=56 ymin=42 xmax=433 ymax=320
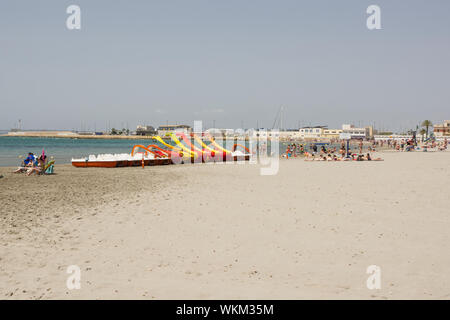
xmin=72 ymin=158 xmax=173 ymax=168
xmin=72 ymin=160 xmax=125 ymax=168
xmin=72 ymin=155 xmax=249 ymax=168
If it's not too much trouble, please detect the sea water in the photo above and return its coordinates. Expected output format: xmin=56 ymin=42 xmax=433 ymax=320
xmin=0 ymin=136 xmax=160 ymax=167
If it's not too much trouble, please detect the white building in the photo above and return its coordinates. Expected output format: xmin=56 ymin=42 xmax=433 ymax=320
xmin=299 ymin=127 xmax=325 ymax=139
xmin=342 ymin=124 xmax=372 ymax=139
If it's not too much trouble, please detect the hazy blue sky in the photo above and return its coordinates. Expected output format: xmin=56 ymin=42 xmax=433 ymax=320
xmin=1 ymin=0 xmax=449 ymax=132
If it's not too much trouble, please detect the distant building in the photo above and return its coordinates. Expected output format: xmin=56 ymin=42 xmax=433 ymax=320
xmin=321 ymin=129 xmax=343 ymax=139
xmin=136 ymin=125 xmax=156 ymax=136
xmin=157 ymin=124 xmax=192 ymax=137
xmin=299 ymin=126 xmax=327 ymax=139
xmin=342 ymin=124 xmax=373 ymax=139
xmin=433 ymin=120 xmax=450 ymax=137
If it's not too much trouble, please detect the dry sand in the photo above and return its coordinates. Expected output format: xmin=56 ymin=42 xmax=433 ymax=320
xmin=1 ymin=151 xmax=450 ymax=299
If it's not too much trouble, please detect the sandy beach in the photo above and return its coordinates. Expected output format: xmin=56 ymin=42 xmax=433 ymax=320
xmin=1 ymin=151 xmax=449 ymax=299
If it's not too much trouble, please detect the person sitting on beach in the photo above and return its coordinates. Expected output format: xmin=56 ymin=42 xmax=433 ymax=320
xmin=39 ymin=154 xmax=47 ymax=168
xmin=26 ymin=154 xmax=47 ymax=176
xmin=24 ymin=153 xmax=35 ymax=165
xmin=26 ymin=163 xmax=41 ymax=176
xmin=14 ymin=152 xmax=35 ymax=173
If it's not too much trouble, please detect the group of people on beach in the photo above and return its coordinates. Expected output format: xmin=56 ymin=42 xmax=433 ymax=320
xmin=13 ymin=150 xmax=54 ymax=176
xmin=284 ymin=143 xmax=306 ymax=158
xmin=284 ymin=141 xmax=383 ymax=162
xmin=375 ymin=138 xmax=417 ymax=152
xmin=305 ymin=142 xmax=382 ymax=162
xmin=283 ymin=136 xmax=449 ymax=161
xmin=374 ymin=137 xmax=448 ymax=152
xmin=304 ymin=151 xmax=381 ymax=161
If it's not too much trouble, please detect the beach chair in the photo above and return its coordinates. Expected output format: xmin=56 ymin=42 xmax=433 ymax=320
xmin=43 ymin=160 xmax=55 ymax=175
xmin=45 ymin=164 xmax=54 ymax=174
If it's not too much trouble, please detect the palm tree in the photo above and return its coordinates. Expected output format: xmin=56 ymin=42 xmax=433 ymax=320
xmin=421 ymin=120 xmax=433 ymax=139
xmin=419 ymin=128 xmax=426 ymax=142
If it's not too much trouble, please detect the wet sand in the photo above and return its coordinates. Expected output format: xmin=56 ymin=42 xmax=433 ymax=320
xmin=1 ymin=152 xmax=450 ymax=299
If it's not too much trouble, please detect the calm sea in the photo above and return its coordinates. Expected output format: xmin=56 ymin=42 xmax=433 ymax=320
xmin=0 ymin=136 xmax=159 ymax=167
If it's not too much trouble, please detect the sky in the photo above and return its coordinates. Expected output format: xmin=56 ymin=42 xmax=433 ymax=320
xmin=0 ymin=0 xmax=449 ymax=132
